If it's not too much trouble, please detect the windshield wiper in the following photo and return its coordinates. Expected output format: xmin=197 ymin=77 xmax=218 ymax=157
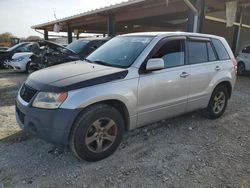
xmin=84 ymin=58 xmax=94 ymax=63
xmin=93 ymin=60 xmax=112 ymax=67
xmin=87 ymin=59 xmax=126 ymax=68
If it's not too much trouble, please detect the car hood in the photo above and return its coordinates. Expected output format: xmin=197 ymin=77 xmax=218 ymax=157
xmin=0 ymin=50 xmax=10 ymax=59
xmin=0 ymin=50 xmax=7 ymax=55
xmin=26 ymin=60 xmax=128 ymax=92
xmin=12 ymin=52 xmax=33 ymax=59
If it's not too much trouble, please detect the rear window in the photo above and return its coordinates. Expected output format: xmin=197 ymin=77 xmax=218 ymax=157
xmin=207 ymin=42 xmax=217 ymax=61
xmin=188 ymin=41 xmax=208 ymax=64
xmin=212 ymin=39 xmax=230 ymax=60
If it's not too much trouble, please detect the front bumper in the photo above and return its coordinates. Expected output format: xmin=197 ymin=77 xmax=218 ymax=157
xmin=8 ymin=60 xmax=27 ymax=72
xmin=15 ymin=94 xmax=81 ymax=146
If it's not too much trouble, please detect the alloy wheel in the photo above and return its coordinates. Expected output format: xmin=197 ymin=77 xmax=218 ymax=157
xmin=3 ymin=59 xmax=10 ymax=68
xmin=85 ymin=118 xmax=117 ymax=153
xmin=212 ymin=91 xmax=226 ymax=114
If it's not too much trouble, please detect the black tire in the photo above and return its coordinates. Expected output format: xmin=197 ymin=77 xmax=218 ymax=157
xmin=237 ymin=62 xmax=246 ymax=76
xmin=26 ymin=62 xmax=35 ymax=74
xmin=26 ymin=62 xmax=31 ymax=73
xmin=70 ymin=104 xmax=125 ymax=161
xmin=203 ymin=85 xmax=229 ymax=119
xmin=1 ymin=59 xmax=9 ymax=69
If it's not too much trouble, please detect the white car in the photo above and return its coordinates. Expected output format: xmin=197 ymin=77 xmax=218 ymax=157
xmin=8 ymin=52 xmax=33 ymax=72
xmin=236 ymin=46 xmax=250 ymax=75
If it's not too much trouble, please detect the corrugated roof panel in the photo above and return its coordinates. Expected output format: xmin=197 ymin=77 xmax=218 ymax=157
xmin=31 ymin=0 xmax=145 ymax=29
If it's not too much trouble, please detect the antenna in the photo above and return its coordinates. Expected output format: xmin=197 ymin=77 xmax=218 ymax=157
xmin=53 ymin=10 xmax=58 ymax=20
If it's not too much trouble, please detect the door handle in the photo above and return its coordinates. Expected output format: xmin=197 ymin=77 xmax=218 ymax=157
xmin=180 ymin=72 xmax=190 ymax=78
xmin=215 ymin=66 xmax=221 ymax=71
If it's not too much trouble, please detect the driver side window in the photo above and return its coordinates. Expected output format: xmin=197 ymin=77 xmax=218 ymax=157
xmin=152 ymin=40 xmax=185 ymax=68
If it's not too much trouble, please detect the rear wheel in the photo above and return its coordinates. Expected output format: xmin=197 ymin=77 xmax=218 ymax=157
xmin=237 ymin=62 xmax=246 ymax=76
xmin=70 ymin=104 xmax=125 ymax=161
xmin=203 ymin=85 xmax=229 ymax=119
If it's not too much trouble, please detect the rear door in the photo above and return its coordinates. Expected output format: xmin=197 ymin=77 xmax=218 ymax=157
xmin=187 ymin=37 xmax=220 ymax=111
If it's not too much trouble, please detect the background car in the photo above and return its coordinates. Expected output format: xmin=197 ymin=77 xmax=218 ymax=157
xmin=28 ymin=38 xmax=109 ymax=72
xmin=66 ymin=38 xmax=109 ymax=60
xmin=236 ymin=45 xmax=250 ymax=75
xmin=0 ymin=42 xmax=36 ymax=69
xmin=27 ymin=40 xmax=80 ymax=73
xmin=0 ymin=47 xmax=8 ymax=51
xmin=7 ymin=52 xmax=33 ymax=72
xmin=7 ymin=42 xmax=40 ymax=72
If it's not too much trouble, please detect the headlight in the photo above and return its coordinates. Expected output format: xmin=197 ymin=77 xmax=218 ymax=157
xmin=32 ymin=92 xmax=68 ymax=109
xmin=13 ymin=57 xmax=24 ymax=62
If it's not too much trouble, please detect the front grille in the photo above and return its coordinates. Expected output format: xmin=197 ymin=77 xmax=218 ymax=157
xmin=20 ymin=84 xmax=37 ymax=103
xmin=16 ymin=106 xmax=25 ymax=124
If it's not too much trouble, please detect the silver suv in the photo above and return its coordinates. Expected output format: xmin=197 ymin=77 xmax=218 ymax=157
xmin=16 ymin=32 xmax=237 ymax=161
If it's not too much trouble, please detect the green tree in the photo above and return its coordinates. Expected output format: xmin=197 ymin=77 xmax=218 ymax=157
xmin=0 ymin=32 xmax=16 ymax=43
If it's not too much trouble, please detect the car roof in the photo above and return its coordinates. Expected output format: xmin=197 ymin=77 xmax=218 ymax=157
xmin=122 ymin=32 xmax=224 ymax=40
xmin=76 ymin=37 xmax=109 ymax=41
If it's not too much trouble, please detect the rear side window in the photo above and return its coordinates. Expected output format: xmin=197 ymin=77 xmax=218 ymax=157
xmin=212 ymin=39 xmax=230 ymax=60
xmin=207 ymin=42 xmax=217 ymax=61
xmin=188 ymin=41 xmax=208 ymax=64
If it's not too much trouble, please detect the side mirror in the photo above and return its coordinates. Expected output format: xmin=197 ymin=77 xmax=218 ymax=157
xmin=146 ymin=58 xmax=164 ymax=71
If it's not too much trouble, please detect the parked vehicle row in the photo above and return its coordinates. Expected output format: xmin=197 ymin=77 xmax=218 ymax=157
xmin=28 ymin=38 xmax=108 ymax=73
xmin=16 ymin=32 xmax=237 ymax=161
xmin=2 ymin=37 xmax=248 ymax=77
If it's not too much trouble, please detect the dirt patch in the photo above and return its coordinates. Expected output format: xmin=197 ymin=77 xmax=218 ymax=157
xmin=1 ymin=70 xmax=250 ymax=188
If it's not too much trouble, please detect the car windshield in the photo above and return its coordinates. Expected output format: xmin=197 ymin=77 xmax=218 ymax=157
xmin=67 ymin=40 xmax=90 ymax=54
xmin=86 ymin=36 xmax=153 ymax=68
xmin=7 ymin=43 xmax=27 ymax=52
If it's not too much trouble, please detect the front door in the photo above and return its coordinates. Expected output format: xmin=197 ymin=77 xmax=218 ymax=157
xmin=137 ymin=38 xmax=190 ymax=127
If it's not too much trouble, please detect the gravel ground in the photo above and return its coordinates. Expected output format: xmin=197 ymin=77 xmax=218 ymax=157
xmin=0 ymin=70 xmax=250 ymax=188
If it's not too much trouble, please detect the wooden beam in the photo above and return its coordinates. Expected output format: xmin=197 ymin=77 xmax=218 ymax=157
xmin=70 ymin=17 xmax=106 ymax=28
xmin=107 ymin=14 xmax=116 ymax=37
xmin=115 ymin=1 xmax=188 ymax=22
xmin=205 ymin=0 xmax=225 ymax=11
xmin=67 ymin=25 xmax=72 ymax=44
xmin=44 ymin=29 xmax=48 ymax=40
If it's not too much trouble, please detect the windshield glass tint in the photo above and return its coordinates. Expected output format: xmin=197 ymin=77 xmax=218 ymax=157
xmin=67 ymin=40 xmax=89 ymax=54
xmin=87 ymin=36 xmax=153 ymax=68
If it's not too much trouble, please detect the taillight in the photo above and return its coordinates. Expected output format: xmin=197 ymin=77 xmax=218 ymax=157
xmin=232 ymin=58 xmax=237 ymax=74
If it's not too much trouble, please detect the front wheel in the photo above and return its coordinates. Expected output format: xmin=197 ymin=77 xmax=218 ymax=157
xmin=2 ymin=59 xmax=10 ymax=69
xmin=70 ymin=104 xmax=125 ymax=161
xmin=203 ymin=85 xmax=229 ymax=119
xmin=26 ymin=62 xmax=36 ymax=74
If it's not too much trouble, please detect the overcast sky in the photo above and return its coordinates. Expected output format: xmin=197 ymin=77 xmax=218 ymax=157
xmin=0 ymin=0 xmax=124 ymax=37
